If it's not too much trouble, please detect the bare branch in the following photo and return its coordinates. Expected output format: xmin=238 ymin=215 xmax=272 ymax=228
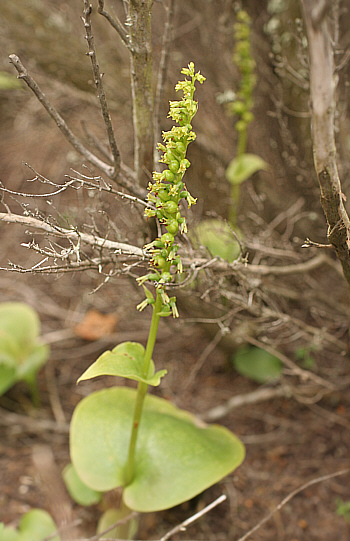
xmin=8 ymin=54 xmax=146 ymax=199
xmin=301 ymin=0 xmax=350 ymax=286
xmin=0 ymin=212 xmax=145 ymax=257
xmin=9 ymin=54 xmax=113 ymax=176
xmin=81 ymin=120 xmax=113 ymax=163
xmin=97 ymin=0 xmax=133 ymax=51
xmin=180 ymin=253 xmax=336 ymax=276
xmin=82 ymin=1 xmax=121 ymax=176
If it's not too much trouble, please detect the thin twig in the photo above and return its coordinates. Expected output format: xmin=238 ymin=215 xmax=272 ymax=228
xmin=199 ymin=386 xmax=290 ymax=423
xmin=82 ymin=1 xmax=121 ymax=177
xmin=180 ymin=253 xmax=336 ymax=277
xmin=0 ymin=178 xmax=77 ymax=198
xmin=41 ymin=519 xmax=82 ymax=541
xmin=183 ymin=329 xmax=224 ymax=391
xmin=236 ymin=469 xmax=350 ymax=541
xmin=97 ymin=0 xmax=133 ymax=51
xmin=8 ymin=54 xmax=113 ymax=177
xmin=8 ymin=54 xmax=144 ymax=199
xmin=85 ymin=511 xmax=139 ymax=541
xmin=81 ymin=120 xmax=113 ymax=163
xmin=244 ymin=335 xmax=335 ymax=390
xmin=0 ymin=212 xmax=145 ymax=257
xmin=0 ymin=407 xmax=70 ymax=433
xmin=159 ymin=494 xmax=227 ymax=541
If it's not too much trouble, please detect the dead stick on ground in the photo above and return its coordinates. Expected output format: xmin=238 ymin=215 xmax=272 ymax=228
xmin=236 ymin=468 xmax=350 ymax=541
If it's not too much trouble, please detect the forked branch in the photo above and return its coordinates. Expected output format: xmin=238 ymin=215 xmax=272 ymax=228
xmin=97 ymin=0 xmax=133 ymax=51
xmin=8 ymin=54 xmax=146 ymax=199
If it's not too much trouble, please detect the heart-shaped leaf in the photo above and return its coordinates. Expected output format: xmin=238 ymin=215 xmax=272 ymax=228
xmin=77 ymin=342 xmax=167 ymax=386
xmin=70 ymin=387 xmax=245 ymax=512
xmin=226 ymin=153 xmax=269 ymax=185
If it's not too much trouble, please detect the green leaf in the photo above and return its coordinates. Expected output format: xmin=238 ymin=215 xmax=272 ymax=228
xmin=232 ymin=346 xmax=282 ymax=383
xmin=17 ymin=344 xmax=50 ymax=382
xmin=16 ymin=509 xmax=59 ymax=541
xmin=0 ymin=523 xmax=20 ymax=541
xmin=0 ymin=303 xmax=50 ymax=398
xmin=226 ymin=153 xmax=269 ymax=185
xmin=193 ymin=219 xmax=241 ymax=262
xmin=0 ymin=303 xmax=41 ymax=360
xmin=77 ymin=342 xmax=167 ymax=387
xmin=62 ymin=463 xmax=102 ymax=506
xmin=70 ymin=387 xmax=245 ymax=512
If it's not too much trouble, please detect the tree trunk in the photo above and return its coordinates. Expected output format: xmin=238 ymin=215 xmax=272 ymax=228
xmin=128 ymin=0 xmax=154 ymax=186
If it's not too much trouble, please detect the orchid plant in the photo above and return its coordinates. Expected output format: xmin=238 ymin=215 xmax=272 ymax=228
xmin=65 ymin=64 xmax=245 ymax=534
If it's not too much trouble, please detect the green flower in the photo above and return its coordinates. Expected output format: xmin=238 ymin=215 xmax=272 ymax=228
xmin=137 ymin=63 xmax=205 ymax=318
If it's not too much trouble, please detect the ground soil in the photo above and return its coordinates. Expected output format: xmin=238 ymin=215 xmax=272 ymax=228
xmin=0 ymin=271 xmax=349 ymax=541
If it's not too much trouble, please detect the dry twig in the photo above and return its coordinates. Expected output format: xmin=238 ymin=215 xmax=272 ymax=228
xmin=82 ymin=1 xmax=121 ymax=178
xmin=8 ymin=54 xmax=145 ymax=199
xmin=236 ymin=468 xmax=350 ymax=541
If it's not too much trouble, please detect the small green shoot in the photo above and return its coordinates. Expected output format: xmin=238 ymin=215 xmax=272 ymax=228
xmin=335 ymin=498 xmax=350 ymax=523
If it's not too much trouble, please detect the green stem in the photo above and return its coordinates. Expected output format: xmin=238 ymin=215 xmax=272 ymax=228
xmin=124 ymin=292 xmax=162 ymax=486
xmin=237 ymin=129 xmax=247 ymax=157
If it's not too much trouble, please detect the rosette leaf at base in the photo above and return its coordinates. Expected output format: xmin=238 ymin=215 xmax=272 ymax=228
xmin=70 ymin=387 xmax=245 ymax=512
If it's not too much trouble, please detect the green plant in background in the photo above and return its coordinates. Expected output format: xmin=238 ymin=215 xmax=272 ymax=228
xmin=0 ymin=509 xmax=59 ymax=541
xmin=193 ymin=219 xmax=241 ymax=263
xmin=232 ymin=346 xmax=282 ymax=383
xmin=335 ymin=498 xmax=350 ymax=523
xmin=67 ymin=64 xmax=245 ymax=536
xmin=0 ymin=71 xmax=22 ymax=90
xmin=194 ymin=10 xmax=268 ymax=264
xmin=0 ymin=302 xmax=50 ymax=406
xmin=225 ymin=9 xmax=269 ymax=226
xmin=294 ymin=344 xmax=317 ymax=370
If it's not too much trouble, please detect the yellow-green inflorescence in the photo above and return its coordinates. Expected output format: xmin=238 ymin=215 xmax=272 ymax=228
xmin=229 ymin=10 xmax=257 ymax=154
xmin=137 ymin=63 xmax=205 ymax=318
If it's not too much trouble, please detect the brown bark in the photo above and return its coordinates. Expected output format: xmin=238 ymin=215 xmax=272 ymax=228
xmin=128 ymin=0 xmax=155 ymax=186
xmin=301 ymin=0 xmax=350 ymax=287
